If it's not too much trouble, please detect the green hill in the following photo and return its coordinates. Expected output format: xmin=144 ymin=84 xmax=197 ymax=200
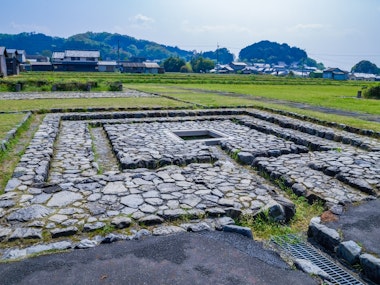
xmin=0 ymin=32 xmax=193 ymax=61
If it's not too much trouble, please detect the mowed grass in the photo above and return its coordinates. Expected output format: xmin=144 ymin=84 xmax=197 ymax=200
xmin=0 ymin=113 xmax=27 ymax=140
xmin=0 ymin=97 xmax=191 ymax=112
xmin=129 ymin=83 xmax=380 ymax=115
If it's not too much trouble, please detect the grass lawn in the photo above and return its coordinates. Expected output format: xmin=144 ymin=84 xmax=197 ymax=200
xmin=127 ymin=83 xmax=380 ymax=132
xmin=0 ymin=97 xmax=192 ymax=112
xmin=0 ymin=113 xmax=27 ymax=140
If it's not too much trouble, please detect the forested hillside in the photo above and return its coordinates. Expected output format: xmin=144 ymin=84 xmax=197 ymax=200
xmin=0 ymin=32 xmax=193 ymax=61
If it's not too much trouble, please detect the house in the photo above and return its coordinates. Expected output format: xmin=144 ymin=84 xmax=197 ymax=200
xmin=98 ymin=61 xmax=118 ymax=72
xmin=6 ymin=49 xmax=20 ymax=76
xmin=349 ymin=73 xmax=377 ymax=81
xmin=229 ymin=62 xmax=247 ymax=72
xmin=52 ymin=50 xmax=100 ymax=72
xmin=120 ymin=61 xmax=163 ymax=74
xmin=241 ymin=66 xmax=259 ymax=74
xmin=0 ymin=47 xmax=8 ymax=77
xmin=30 ymin=62 xmax=53 ymax=71
xmin=143 ymin=62 xmax=162 ymax=74
xmin=323 ymin=68 xmax=349 ymax=80
xmin=26 ymin=55 xmax=50 ymax=62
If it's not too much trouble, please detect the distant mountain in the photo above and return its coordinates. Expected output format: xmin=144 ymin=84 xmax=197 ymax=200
xmin=0 ymin=32 xmax=194 ymax=61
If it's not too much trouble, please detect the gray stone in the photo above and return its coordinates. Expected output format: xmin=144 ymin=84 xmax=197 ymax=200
xmin=101 ymin=233 xmax=128 ymax=244
xmin=0 ymin=227 xmax=12 ymax=241
xmin=360 ymin=253 xmax=380 ymax=284
xmin=181 ymin=222 xmax=211 ymax=232
xmin=206 ymin=207 xmax=226 ymax=217
xmin=337 ymin=240 xmax=361 ymax=265
xmin=273 ymin=196 xmax=296 ymax=222
xmin=51 ymin=227 xmax=78 ymax=238
xmin=139 ymin=204 xmax=157 ymax=214
xmin=87 ymin=193 xmax=102 ymax=202
xmin=111 ymin=216 xmax=132 ymax=229
xmin=83 ymin=222 xmax=106 ymax=232
xmin=308 ymin=221 xmax=341 ymax=252
xmin=237 ymin=152 xmax=254 ymax=165
xmin=87 ymin=203 xmax=106 ymax=216
xmin=218 ymin=198 xmax=235 ymax=207
xmin=180 ymin=194 xmax=202 ymax=207
xmin=223 ymin=225 xmax=253 ymax=239
xmin=0 ymin=199 xmax=16 ymax=208
xmin=294 ymin=259 xmax=331 ymax=281
xmin=2 ymin=248 xmax=27 ymax=260
xmin=47 ymin=191 xmax=83 ymax=207
xmin=214 ymin=216 xmax=235 ymax=230
xmin=120 ymin=194 xmax=144 ymax=208
xmin=138 ymin=215 xmax=164 ymax=226
xmin=31 ymin=193 xmax=52 ymax=204
xmin=161 ymin=208 xmax=187 ymax=220
xmin=133 ymin=229 xmax=152 ymax=240
xmin=26 ymin=241 xmax=72 ymax=255
xmin=4 ymin=178 xmax=21 ymax=192
xmin=8 ymin=228 xmax=43 ymax=241
xmin=152 ymin=226 xmax=186 ymax=236
xmin=259 ymin=201 xmax=286 ymax=223
xmin=48 ymin=214 xmax=68 ymax=224
xmin=224 ymin=208 xmax=242 ymax=219
xmin=42 ymin=184 xmax=63 ymax=194
xmin=75 ymin=239 xmax=98 ymax=249
xmin=102 ymin=181 xmax=128 ymax=195
xmin=7 ymin=205 xmax=53 ymax=222
xmin=145 ymin=198 xmax=163 ymax=206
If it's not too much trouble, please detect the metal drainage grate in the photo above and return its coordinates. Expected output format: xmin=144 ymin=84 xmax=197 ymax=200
xmin=272 ymin=235 xmax=364 ymax=285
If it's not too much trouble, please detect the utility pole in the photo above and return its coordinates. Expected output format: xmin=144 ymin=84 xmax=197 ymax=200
xmin=216 ymin=43 xmax=219 ymax=74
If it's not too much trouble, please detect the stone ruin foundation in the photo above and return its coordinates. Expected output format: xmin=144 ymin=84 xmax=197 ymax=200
xmin=0 ymin=108 xmax=379 ymax=245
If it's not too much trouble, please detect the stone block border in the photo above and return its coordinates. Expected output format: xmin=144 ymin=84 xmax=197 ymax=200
xmin=308 ymin=217 xmax=380 ymax=284
xmin=0 ymin=112 xmax=32 ymax=152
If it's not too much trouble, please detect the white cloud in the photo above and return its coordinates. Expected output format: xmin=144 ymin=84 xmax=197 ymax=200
xmin=129 ymin=14 xmax=155 ymax=29
xmin=181 ymin=21 xmax=252 ymax=35
xmin=288 ymin=23 xmax=326 ymax=32
xmin=10 ymin=21 xmax=50 ymax=34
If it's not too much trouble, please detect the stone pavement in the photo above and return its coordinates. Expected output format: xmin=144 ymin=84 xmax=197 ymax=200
xmin=0 ymin=106 xmax=379 ymax=262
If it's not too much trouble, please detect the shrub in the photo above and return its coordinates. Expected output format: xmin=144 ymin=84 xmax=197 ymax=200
xmin=363 ymin=85 xmax=380 ymax=99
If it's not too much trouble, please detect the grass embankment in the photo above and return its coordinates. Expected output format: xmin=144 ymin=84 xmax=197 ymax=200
xmin=0 ymin=113 xmax=27 ymax=140
xmin=0 ymin=97 xmax=191 ymax=113
xmin=0 ymin=115 xmax=42 ymax=192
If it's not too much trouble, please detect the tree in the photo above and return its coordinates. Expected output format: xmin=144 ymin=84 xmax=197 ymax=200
xmin=351 ymin=60 xmax=379 ymax=74
xmin=163 ymin=57 xmax=186 ymax=72
xmin=203 ymin=48 xmax=234 ymax=64
xmin=190 ymin=56 xmax=215 ymax=73
xmin=239 ymin=40 xmax=307 ymax=65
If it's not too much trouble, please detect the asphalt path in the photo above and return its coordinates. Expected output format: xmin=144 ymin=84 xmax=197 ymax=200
xmin=0 ymin=231 xmax=318 ymax=285
xmin=325 ymin=199 xmax=380 ymax=257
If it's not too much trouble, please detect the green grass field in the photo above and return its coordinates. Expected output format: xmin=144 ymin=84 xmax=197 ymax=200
xmin=1 ymin=72 xmax=379 ymax=133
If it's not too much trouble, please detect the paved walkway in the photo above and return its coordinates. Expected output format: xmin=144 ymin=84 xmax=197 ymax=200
xmin=0 ymin=231 xmax=318 ymax=285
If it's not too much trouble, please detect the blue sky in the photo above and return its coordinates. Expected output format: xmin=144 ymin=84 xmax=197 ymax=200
xmin=1 ymin=0 xmax=379 ymax=70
